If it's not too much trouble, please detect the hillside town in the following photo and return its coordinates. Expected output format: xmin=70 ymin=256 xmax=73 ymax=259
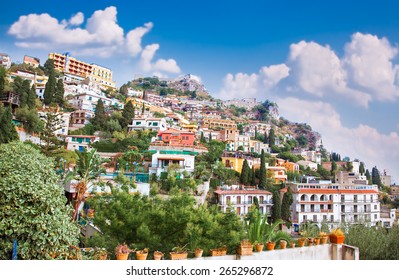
xmin=0 ymin=51 xmax=398 ymax=260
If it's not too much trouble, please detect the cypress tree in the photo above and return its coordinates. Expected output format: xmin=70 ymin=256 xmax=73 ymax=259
xmin=55 ymin=79 xmax=64 ymax=106
xmin=281 ymin=187 xmax=293 ymax=221
xmin=258 ymin=149 xmax=267 ymax=189
xmin=200 ymin=131 xmax=205 ymax=143
xmin=268 ymin=128 xmax=275 ymax=146
xmin=120 ymin=100 xmax=135 ymax=128
xmin=250 ymin=166 xmax=256 ymax=186
xmin=0 ymin=67 xmax=5 ymax=97
xmin=372 ymin=166 xmax=383 ymax=188
xmin=263 ymin=130 xmax=268 ymax=144
xmin=240 ymin=159 xmax=250 ymax=185
xmin=271 ymin=189 xmax=281 ymax=222
xmin=359 ymin=162 xmax=365 ymax=175
xmin=365 ymin=169 xmax=372 ymax=185
xmin=27 ymin=85 xmax=37 ymax=109
xmin=92 ymin=99 xmax=106 ymax=130
xmin=0 ymin=105 xmax=18 ymax=144
xmin=254 ymin=126 xmax=258 ymax=139
xmin=43 ymin=71 xmax=56 ymax=105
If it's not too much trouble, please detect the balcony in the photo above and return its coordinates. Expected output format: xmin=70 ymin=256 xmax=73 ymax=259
xmin=226 ymin=200 xmax=273 ymax=205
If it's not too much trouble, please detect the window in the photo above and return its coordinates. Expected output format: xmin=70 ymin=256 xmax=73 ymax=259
xmin=313 ymin=215 xmax=317 ymax=222
xmin=303 ymin=215 xmax=307 ymax=221
xmin=136 ymin=122 xmax=141 ymax=125
xmin=374 ymin=205 xmax=377 ymax=210
xmin=374 ymin=214 xmax=378 ymax=219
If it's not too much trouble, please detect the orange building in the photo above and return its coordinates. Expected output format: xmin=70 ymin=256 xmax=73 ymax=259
xmin=158 ymin=129 xmax=196 ymax=146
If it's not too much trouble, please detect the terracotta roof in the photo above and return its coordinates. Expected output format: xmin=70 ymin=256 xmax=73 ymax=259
xmin=214 ymin=189 xmax=272 ymax=195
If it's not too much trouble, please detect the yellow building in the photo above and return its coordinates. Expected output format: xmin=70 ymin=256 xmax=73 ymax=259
xmin=48 ymin=52 xmax=116 ymax=89
xmin=222 ymin=156 xmax=260 ymax=173
xmin=89 ymin=64 xmax=116 ymax=89
xmin=203 ymin=118 xmax=237 ymax=130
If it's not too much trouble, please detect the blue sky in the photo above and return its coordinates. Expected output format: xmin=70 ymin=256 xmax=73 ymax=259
xmin=2 ymin=0 xmax=399 ymax=183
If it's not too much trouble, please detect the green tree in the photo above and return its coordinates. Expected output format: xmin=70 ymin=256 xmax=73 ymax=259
xmin=372 ymin=166 xmax=383 ymax=188
xmin=40 ymin=111 xmax=63 ymax=156
xmin=120 ymin=84 xmax=129 ymax=95
xmin=120 ymin=100 xmax=135 ymax=128
xmin=43 ymin=59 xmax=55 ymax=76
xmin=250 ymin=166 xmax=256 ymax=186
xmin=0 ymin=142 xmax=79 ymax=259
xmin=200 ymin=131 xmax=206 ymax=143
xmin=268 ymin=128 xmax=275 ymax=146
xmin=281 ymin=187 xmax=293 ymax=222
xmin=270 ymin=189 xmax=281 ymax=222
xmin=65 ymin=148 xmax=106 ymax=221
xmin=365 ymin=169 xmax=372 ymax=185
xmin=0 ymin=67 xmax=6 ymax=97
xmin=27 ymin=85 xmax=37 ymax=109
xmin=55 ymin=79 xmax=64 ymax=106
xmin=0 ymin=105 xmax=18 ymax=143
xmin=15 ymin=107 xmax=42 ymax=133
xmin=263 ymin=130 xmax=268 ymax=144
xmin=92 ymin=99 xmax=107 ymax=130
xmin=331 ymin=160 xmax=337 ymax=176
xmin=258 ymin=149 xmax=267 ymax=189
xmin=12 ymin=76 xmax=24 ymax=94
xmin=240 ymin=159 xmax=250 ymax=185
xmin=359 ymin=162 xmax=365 ymax=175
xmin=43 ymin=71 xmax=56 ymax=105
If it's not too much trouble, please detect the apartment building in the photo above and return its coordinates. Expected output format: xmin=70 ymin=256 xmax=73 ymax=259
xmin=69 ymin=110 xmax=93 ymax=129
xmin=48 ymin=52 xmax=116 ymax=89
xmin=127 ymin=117 xmax=167 ymax=132
xmin=203 ymin=118 xmax=237 ymax=130
xmin=0 ymin=52 xmax=11 ymax=69
xmin=289 ymin=182 xmax=381 ymax=226
xmin=23 ymin=55 xmax=40 ymax=68
xmin=65 ymin=135 xmax=99 ymax=152
xmin=214 ymin=185 xmax=273 ymax=216
xmin=158 ymin=128 xmax=195 ymax=146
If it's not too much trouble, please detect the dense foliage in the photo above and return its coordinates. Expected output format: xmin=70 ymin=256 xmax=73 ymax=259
xmin=0 ymin=142 xmax=79 ymax=259
xmin=345 ymin=224 xmax=399 ymax=260
xmin=86 ymin=189 xmax=245 ymax=258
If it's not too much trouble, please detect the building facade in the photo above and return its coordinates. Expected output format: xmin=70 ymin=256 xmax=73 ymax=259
xmin=214 ymin=185 xmax=273 ymax=216
xmin=128 ymin=117 xmax=167 ymax=132
xmin=289 ymin=182 xmax=381 ymax=227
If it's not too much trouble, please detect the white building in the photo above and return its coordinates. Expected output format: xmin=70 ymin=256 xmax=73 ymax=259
xmin=289 ymin=182 xmax=381 ymax=227
xmin=0 ymin=52 xmax=11 ymax=69
xmin=297 ymin=160 xmax=318 ymax=171
xmin=214 ymin=185 xmax=273 ymax=216
xmin=127 ymin=117 xmax=167 ymax=132
xmin=149 ymin=150 xmax=196 ymax=177
xmin=65 ymin=135 xmax=99 ymax=152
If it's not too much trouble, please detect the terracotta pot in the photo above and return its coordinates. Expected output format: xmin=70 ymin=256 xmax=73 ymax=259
xmin=255 ymin=243 xmax=264 ymax=252
xmin=170 ymin=252 xmax=188 ymax=260
xmin=320 ymin=236 xmax=328 ymax=244
xmin=116 ymin=253 xmax=129 ymax=260
xmin=194 ymin=249 xmax=203 ymax=258
xmin=266 ymin=242 xmax=275 ymax=250
xmin=297 ymin=239 xmax=306 ymax=247
xmin=279 ymin=240 xmax=287 ymax=249
xmin=307 ymin=238 xmax=314 ymax=246
xmin=153 ymin=251 xmax=163 ymax=260
xmin=289 ymin=242 xmax=296 ymax=248
xmin=210 ymin=248 xmax=227 ymax=256
xmin=314 ymin=238 xmax=321 ymax=245
xmin=135 ymin=251 xmax=148 ymax=260
xmin=96 ymin=254 xmax=107 ymax=260
xmin=329 ymin=234 xmax=345 ymax=244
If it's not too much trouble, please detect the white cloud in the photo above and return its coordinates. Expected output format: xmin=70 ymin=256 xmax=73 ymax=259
xmin=343 ymin=32 xmax=399 ymax=101
xmin=8 ymin=7 xmax=182 ymax=77
xmin=137 ymin=44 xmax=181 ymax=76
xmin=126 ymin=22 xmax=153 ymax=56
xmin=218 ymin=64 xmax=289 ymax=100
xmin=277 ymin=97 xmax=399 ymax=182
xmin=69 ymin=12 xmax=84 ymax=26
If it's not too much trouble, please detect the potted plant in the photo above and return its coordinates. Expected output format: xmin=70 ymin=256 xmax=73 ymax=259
xmin=194 ymin=248 xmax=203 ymax=258
xmin=279 ymin=240 xmax=287 ymax=249
xmin=93 ymin=248 xmax=108 ymax=260
xmin=135 ymin=248 xmax=149 ymax=260
xmin=289 ymin=241 xmax=296 ymax=248
xmin=237 ymin=239 xmax=253 ymax=256
xmin=297 ymin=237 xmax=306 ymax=247
xmin=330 ymin=228 xmax=345 ymax=244
xmin=115 ymin=243 xmax=131 ymax=260
xmin=170 ymin=244 xmax=188 ymax=260
xmin=153 ymin=251 xmax=164 ymax=260
xmin=318 ymin=232 xmax=329 ymax=245
xmin=299 ymin=221 xmax=319 ymax=246
xmin=210 ymin=245 xmax=227 ymax=256
xmin=263 ymin=219 xmax=292 ymax=251
xmin=247 ymin=207 xmax=267 ymax=252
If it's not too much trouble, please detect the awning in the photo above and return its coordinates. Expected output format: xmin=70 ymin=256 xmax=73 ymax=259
xmin=157 ymin=157 xmax=185 ymax=161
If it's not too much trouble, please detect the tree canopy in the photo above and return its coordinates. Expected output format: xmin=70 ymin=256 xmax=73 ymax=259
xmin=0 ymin=142 xmax=79 ymax=259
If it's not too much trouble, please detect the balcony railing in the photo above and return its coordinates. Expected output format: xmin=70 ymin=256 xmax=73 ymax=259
xmin=224 ymin=200 xmax=273 ymax=205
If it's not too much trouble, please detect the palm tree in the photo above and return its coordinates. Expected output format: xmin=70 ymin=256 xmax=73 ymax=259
xmin=65 ymin=148 xmax=106 ymax=221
